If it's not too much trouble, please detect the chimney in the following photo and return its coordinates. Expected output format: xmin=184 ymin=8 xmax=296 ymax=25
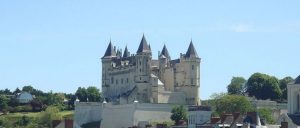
xmin=211 ymin=117 xmax=221 ymax=124
xmin=233 ymin=112 xmax=240 ymax=120
xmin=281 ymin=122 xmax=288 ymax=128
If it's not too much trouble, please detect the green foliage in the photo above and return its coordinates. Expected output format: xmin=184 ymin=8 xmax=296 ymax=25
xmin=150 ymin=120 xmax=174 ymax=127
xmin=76 ymin=86 xmax=102 ymax=102
xmin=257 ymin=108 xmax=275 ymax=124
xmin=38 ymin=106 xmax=62 ymax=127
xmin=16 ymin=115 xmax=31 ymax=126
xmin=13 ymin=87 xmax=21 ymax=95
xmin=0 ymin=117 xmax=11 ymax=127
xmin=76 ymin=87 xmax=88 ymax=102
xmin=0 ymin=88 xmax=12 ymax=95
xmin=0 ymin=94 xmax=9 ymax=112
xmin=279 ymin=76 xmax=294 ymax=100
xmin=45 ymin=92 xmax=65 ymax=105
xmin=246 ymin=73 xmax=282 ymax=100
xmin=211 ymin=94 xmax=253 ymax=115
xmin=170 ymin=105 xmax=187 ymax=125
xmin=227 ymin=77 xmax=246 ymax=95
xmin=87 ymin=86 xmax=101 ymax=102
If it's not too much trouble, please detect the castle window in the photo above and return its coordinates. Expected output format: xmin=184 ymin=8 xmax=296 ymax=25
xmin=139 ymin=61 xmax=141 ymax=66
xmin=192 ymin=65 xmax=194 ymax=70
xmin=111 ymin=77 xmax=114 ymax=84
xmin=127 ymin=78 xmax=129 ymax=83
xmin=140 ymin=77 xmax=142 ymax=80
xmin=140 ymin=68 xmax=142 ymax=72
xmin=191 ymin=78 xmax=194 ymax=84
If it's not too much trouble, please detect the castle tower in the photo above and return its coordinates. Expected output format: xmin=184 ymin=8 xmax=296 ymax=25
xmin=159 ymin=44 xmax=171 ymax=85
xmin=182 ymin=41 xmax=201 ymax=105
xmin=135 ymin=35 xmax=152 ymax=102
xmin=101 ymin=41 xmax=117 ymax=98
xmin=287 ymin=75 xmax=300 ymax=114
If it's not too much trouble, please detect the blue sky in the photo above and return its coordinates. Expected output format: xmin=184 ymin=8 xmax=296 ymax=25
xmin=0 ymin=1 xmax=299 ymax=100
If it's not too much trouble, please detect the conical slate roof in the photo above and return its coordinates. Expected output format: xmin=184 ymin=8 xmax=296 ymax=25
xmin=294 ymin=75 xmax=300 ymax=84
xmin=103 ymin=41 xmax=116 ymax=58
xmin=116 ymin=49 xmax=122 ymax=58
xmin=137 ymin=35 xmax=151 ymax=53
xmin=185 ymin=41 xmax=199 ymax=58
xmin=123 ymin=46 xmax=130 ymax=58
xmin=160 ymin=44 xmax=171 ymax=59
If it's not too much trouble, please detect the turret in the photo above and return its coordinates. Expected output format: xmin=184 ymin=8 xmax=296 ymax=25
xmin=101 ymin=41 xmax=117 ymax=97
xmin=134 ymin=35 xmax=153 ymax=103
xmin=159 ymin=44 xmax=171 ymax=83
xmin=183 ymin=41 xmax=201 ymax=105
xmin=135 ymin=35 xmax=152 ymax=83
xmin=123 ymin=46 xmax=130 ymax=58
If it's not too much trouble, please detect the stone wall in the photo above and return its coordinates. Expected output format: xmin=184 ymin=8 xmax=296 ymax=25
xmin=74 ymin=102 xmax=103 ymax=127
xmin=101 ymin=103 xmax=175 ymax=128
xmin=157 ymin=91 xmax=186 ymax=104
xmin=74 ymin=102 xmax=181 ymax=128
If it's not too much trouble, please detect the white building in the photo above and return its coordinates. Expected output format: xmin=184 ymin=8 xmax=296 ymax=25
xmin=188 ymin=106 xmax=212 ymax=128
xmin=277 ymin=75 xmax=300 ymax=127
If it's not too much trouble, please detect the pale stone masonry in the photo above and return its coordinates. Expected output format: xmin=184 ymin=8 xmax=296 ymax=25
xmin=101 ymin=35 xmax=201 ymax=105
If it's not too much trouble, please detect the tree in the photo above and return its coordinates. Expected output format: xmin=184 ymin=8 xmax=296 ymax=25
xmin=86 ymin=86 xmax=101 ymax=102
xmin=212 ymin=94 xmax=253 ymax=115
xmin=75 ymin=87 xmax=87 ymax=102
xmin=38 ymin=106 xmax=62 ymax=127
xmin=13 ymin=88 xmax=21 ymax=95
xmin=257 ymin=108 xmax=275 ymax=124
xmin=227 ymin=77 xmax=246 ymax=95
xmin=0 ymin=95 xmax=9 ymax=112
xmin=22 ymin=85 xmax=45 ymax=97
xmin=279 ymin=76 xmax=294 ymax=100
xmin=246 ymin=73 xmax=282 ymax=100
xmin=0 ymin=89 xmax=12 ymax=95
xmin=46 ymin=92 xmax=65 ymax=106
xmin=22 ymin=86 xmax=34 ymax=93
xmin=17 ymin=115 xmax=31 ymax=126
xmin=170 ymin=105 xmax=187 ymax=125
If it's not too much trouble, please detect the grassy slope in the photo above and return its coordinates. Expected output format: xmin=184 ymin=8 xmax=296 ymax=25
xmin=1 ymin=111 xmax=74 ymax=119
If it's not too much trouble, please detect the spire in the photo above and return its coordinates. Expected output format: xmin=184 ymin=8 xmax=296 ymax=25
xmin=160 ymin=44 xmax=171 ymax=59
xmin=185 ymin=40 xmax=199 ymax=58
xmin=123 ymin=46 xmax=130 ymax=58
xmin=103 ymin=41 xmax=116 ymax=58
xmin=294 ymin=75 xmax=300 ymax=84
xmin=116 ymin=48 xmax=122 ymax=59
xmin=137 ymin=35 xmax=151 ymax=53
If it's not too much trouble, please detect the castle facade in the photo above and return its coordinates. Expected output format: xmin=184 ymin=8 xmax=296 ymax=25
xmin=101 ymin=35 xmax=201 ymax=105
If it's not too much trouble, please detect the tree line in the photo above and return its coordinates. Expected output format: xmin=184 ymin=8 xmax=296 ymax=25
xmin=0 ymin=85 xmax=102 ymax=114
xmin=227 ymin=72 xmax=294 ymax=101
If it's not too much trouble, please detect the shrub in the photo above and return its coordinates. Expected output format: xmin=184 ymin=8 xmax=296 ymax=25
xmin=171 ymin=105 xmax=187 ymax=125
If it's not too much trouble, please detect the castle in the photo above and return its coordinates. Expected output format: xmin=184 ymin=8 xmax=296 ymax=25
xmin=101 ymin=35 xmax=201 ymax=105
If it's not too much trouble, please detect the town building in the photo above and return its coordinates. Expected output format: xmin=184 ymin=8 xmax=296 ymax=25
xmin=101 ymin=35 xmax=201 ymax=105
xmin=188 ymin=106 xmax=212 ymax=128
xmin=277 ymin=75 xmax=300 ymax=127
